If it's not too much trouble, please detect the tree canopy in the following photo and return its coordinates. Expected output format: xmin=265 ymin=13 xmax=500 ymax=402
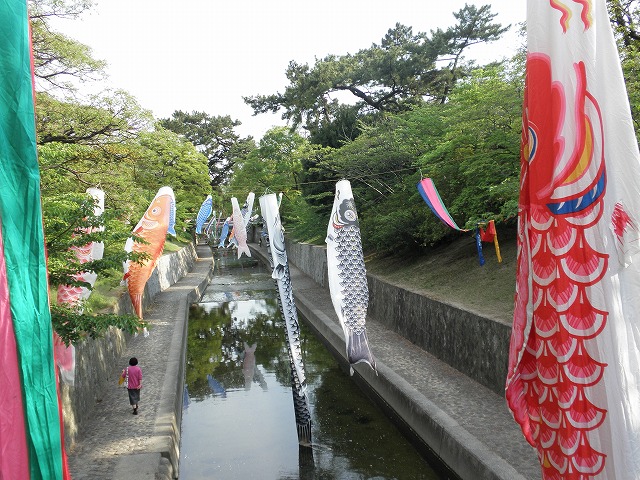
xmin=29 ymin=0 xmax=106 ymax=92
xmin=160 ymin=111 xmax=255 ymax=187
xmin=27 ymin=0 xmax=640 ymax=341
xmin=244 ymin=5 xmax=508 ymax=134
xmin=608 ymin=0 xmax=640 ymax=138
xmin=28 ymin=0 xmax=213 ymax=343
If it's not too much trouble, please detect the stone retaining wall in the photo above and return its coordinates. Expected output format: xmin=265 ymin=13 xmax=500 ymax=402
xmin=285 ymin=239 xmax=510 ymax=395
xmin=60 ymin=244 xmax=197 ymax=449
xmin=285 ymin=240 xmax=328 ymax=288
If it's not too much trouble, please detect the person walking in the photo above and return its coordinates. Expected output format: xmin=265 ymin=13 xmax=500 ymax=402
xmin=121 ymin=357 xmax=142 ymax=415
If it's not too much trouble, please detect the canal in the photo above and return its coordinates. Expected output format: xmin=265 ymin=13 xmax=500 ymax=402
xmin=179 ymin=249 xmax=442 ymax=479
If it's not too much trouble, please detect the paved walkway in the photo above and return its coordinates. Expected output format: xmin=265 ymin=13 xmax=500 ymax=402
xmin=66 ymin=242 xmax=540 ymax=480
xmin=67 ymin=245 xmax=214 ymax=480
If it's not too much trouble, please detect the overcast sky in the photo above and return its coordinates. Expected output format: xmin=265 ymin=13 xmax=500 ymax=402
xmin=50 ymin=1 xmax=526 ymax=140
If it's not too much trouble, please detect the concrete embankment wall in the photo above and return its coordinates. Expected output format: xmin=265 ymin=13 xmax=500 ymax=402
xmin=284 ymin=239 xmax=510 ymax=395
xmin=60 ymin=244 xmax=198 ymax=449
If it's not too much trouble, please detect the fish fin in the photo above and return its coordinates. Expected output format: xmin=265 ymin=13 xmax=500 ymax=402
xmin=325 ymin=234 xmax=334 ymax=244
xmin=167 ymin=227 xmax=176 ymax=236
xmin=237 ymin=244 xmax=252 ymax=259
xmin=346 ymin=330 xmax=377 ymax=374
xmin=124 ymin=237 xmax=134 ymax=253
xmin=130 ymin=293 xmax=143 ymax=320
xmin=272 ymin=264 xmax=285 ymax=280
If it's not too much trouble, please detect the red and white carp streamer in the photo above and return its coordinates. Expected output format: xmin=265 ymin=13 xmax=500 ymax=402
xmin=506 ymin=1 xmax=640 ymax=478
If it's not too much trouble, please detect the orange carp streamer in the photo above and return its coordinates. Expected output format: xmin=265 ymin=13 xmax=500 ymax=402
xmin=123 ymin=187 xmax=176 ymax=321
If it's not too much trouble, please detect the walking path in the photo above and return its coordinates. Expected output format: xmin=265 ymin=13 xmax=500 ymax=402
xmin=67 ymin=245 xmax=214 ymax=480
xmin=66 ymin=242 xmax=540 ymax=480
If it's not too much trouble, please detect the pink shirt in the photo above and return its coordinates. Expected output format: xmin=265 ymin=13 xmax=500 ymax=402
xmin=123 ymin=365 xmax=142 ymax=389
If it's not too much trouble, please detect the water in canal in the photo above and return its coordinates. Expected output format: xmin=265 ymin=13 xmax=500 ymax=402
xmin=179 ymin=250 xmax=441 ymax=479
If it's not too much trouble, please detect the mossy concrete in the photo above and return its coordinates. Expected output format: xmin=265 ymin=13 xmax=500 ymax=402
xmin=284 ymin=238 xmax=511 ymax=395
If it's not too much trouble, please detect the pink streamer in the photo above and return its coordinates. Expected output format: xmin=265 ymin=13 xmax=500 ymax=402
xmin=0 ymin=223 xmax=29 ymax=479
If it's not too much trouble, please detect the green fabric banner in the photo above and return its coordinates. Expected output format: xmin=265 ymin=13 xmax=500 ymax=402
xmin=0 ymin=1 xmax=63 ymax=478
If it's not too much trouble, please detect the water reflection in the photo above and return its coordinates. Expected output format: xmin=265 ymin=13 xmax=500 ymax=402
xmin=206 ymin=375 xmax=226 ymax=397
xmin=180 ymin=251 xmax=441 ymax=480
xmin=185 ymin=297 xmax=290 ymax=402
xmin=242 ymin=342 xmax=268 ymax=391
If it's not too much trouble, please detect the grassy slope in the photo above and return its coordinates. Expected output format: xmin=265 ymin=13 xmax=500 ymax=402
xmin=365 ymin=226 xmax=518 ymax=325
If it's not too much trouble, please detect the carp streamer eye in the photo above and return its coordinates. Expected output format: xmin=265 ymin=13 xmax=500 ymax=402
xmin=151 ymin=207 xmax=161 ymax=215
xmin=344 ymin=209 xmax=357 ymax=222
xmin=338 ymin=199 xmax=358 ymax=224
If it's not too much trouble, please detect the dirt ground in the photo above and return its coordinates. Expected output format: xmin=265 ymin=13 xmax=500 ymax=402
xmin=365 ymin=226 xmax=518 ymax=325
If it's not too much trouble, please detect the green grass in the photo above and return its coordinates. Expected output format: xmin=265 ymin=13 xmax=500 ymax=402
xmin=85 ymin=272 xmax=127 ymax=313
xmin=365 ymin=226 xmax=517 ymax=324
xmin=163 ymin=238 xmax=190 ymax=254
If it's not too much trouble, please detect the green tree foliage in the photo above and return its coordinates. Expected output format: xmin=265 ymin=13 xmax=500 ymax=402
xmin=417 ymin=63 xmax=522 ymax=228
xmin=29 ymin=0 xmax=212 ymax=342
xmin=622 ymin=49 xmax=640 ymax=139
xmin=608 ymin=0 xmax=640 ymax=139
xmin=608 ymin=0 xmax=640 ymax=49
xmin=433 ymin=4 xmax=511 ymax=103
xmin=160 ymin=111 xmax=256 ymax=187
xmin=29 ymin=0 xmax=106 ymax=92
xmin=132 ymin=126 xmax=212 ymax=234
xmin=37 ymin=100 xmax=212 ymax=234
xmin=36 ymin=90 xmax=154 ymax=218
xmin=36 ymin=90 xmax=150 ymax=146
xmin=227 ymin=127 xmax=315 ymax=230
xmin=307 ymin=104 xmax=362 ymax=148
xmin=41 ymin=123 xmax=211 ymax=343
xmin=301 ymin=111 xmax=441 ymax=252
xmin=229 ymin=127 xmax=305 ymax=193
xmin=43 ymin=192 xmax=146 ymax=345
xmin=244 ymin=5 xmax=508 ymax=134
xmin=289 ymin=60 xmax=523 ymax=254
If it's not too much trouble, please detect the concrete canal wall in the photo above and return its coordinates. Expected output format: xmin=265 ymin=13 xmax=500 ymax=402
xmin=253 ymin=240 xmax=538 ymax=480
xmin=60 ymin=244 xmax=198 ymax=449
xmin=284 ymin=239 xmax=511 ymax=396
xmin=62 ymin=237 xmax=531 ymax=479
